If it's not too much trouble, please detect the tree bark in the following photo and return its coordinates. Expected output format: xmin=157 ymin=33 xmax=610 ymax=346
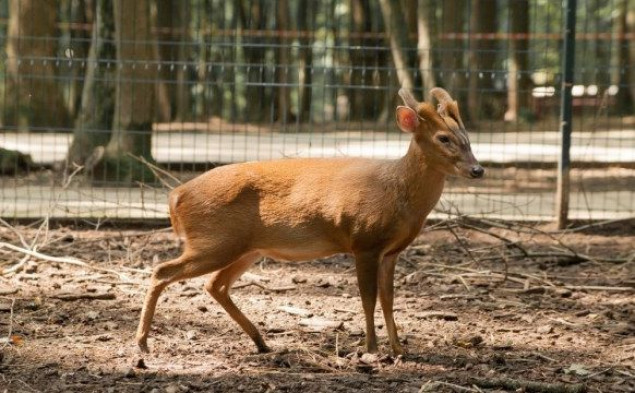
xmin=274 ymin=0 xmax=293 ymax=124
xmin=66 ymin=0 xmax=116 ymax=167
xmin=504 ymin=0 xmax=531 ymax=122
xmin=440 ymin=0 xmax=467 ymax=99
xmin=4 ymin=0 xmax=71 ymax=130
xmin=237 ymin=0 xmax=269 ymax=122
xmin=417 ymin=0 xmax=437 ymax=91
xmin=626 ymin=0 xmax=635 ymax=112
xmin=297 ymin=0 xmax=315 ymax=123
xmin=467 ymin=0 xmax=498 ymax=121
xmin=379 ymin=0 xmax=415 ymax=90
xmin=94 ymin=0 xmax=157 ymax=184
xmin=156 ymin=0 xmax=191 ymax=122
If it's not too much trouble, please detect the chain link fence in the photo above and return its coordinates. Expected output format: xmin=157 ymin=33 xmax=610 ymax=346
xmin=0 ymin=0 xmax=633 ymax=223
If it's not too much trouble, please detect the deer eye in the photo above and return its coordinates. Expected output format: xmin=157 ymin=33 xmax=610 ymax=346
xmin=437 ymin=135 xmax=451 ymax=145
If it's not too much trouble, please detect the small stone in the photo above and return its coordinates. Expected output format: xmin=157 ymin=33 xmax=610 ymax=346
xmin=360 ymin=353 xmax=379 ymax=364
xmin=292 ymin=276 xmax=307 ymax=284
xmin=85 ymin=311 xmax=100 ymax=321
xmin=537 ymin=325 xmax=553 ymax=334
xmin=186 ymin=330 xmax=197 ymax=341
xmin=124 ymin=368 xmax=136 ymax=378
xmin=104 ymin=321 xmax=119 ymax=331
xmin=165 ymin=383 xmax=181 ymax=393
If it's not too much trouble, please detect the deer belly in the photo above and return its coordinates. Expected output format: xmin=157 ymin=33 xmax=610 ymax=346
xmin=258 ymin=238 xmax=344 ymax=262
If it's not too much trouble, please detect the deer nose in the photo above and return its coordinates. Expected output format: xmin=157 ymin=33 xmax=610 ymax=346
xmin=470 ymin=165 xmax=484 ymax=178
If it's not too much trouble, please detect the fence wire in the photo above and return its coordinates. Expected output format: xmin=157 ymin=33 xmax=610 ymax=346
xmin=0 ymin=0 xmax=633 ymax=223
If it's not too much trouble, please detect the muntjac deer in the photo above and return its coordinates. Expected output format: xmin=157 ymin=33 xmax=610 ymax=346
xmin=136 ymin=88 xmax=483 ymax=356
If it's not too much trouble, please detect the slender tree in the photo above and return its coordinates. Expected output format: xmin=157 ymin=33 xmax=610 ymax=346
xmin=90 ymin=0 xmax=158 ymax=183
xmin=504 ymin=0 xmax=531 ymax=122
xmin=417 ymin=0 xmax=437 ymax=91
xmin=440 ymin=0 xmax=467 ymax=98
xmin=237 ymin=0 xmax=269 ymax=122
xmin=467 ymin=0 xmax=498 ymax=121
xmin=627 ymin=0 xmax=635 ymax=110
xmin=379 ymin=0 xmax=416 ymax=90
xmin=274 ymin=0 xmax=293 ymax=123
xmin=297 ymin=0 xmax=315 ymax=122
xmin=156 ymin=0 xmax=191 ymax=122
xmin=4 ymin=0 xmax=71 ymax=130
xmin=66 ymin=0 xmax=116 ymax=167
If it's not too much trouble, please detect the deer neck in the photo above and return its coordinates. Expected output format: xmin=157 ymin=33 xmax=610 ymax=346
xmin=393 ymin=138 xmax=446 ymax=215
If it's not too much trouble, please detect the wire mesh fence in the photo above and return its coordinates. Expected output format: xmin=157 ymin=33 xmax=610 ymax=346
xmin=0 ymin=0 xmax=633 ymax=223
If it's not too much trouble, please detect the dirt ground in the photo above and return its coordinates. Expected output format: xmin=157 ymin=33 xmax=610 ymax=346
xmin=0 ymin=220 xmax=633 ymax=392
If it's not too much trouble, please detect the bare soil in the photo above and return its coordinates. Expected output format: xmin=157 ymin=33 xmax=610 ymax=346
xmin=0 ymin=221 xmax=633 ymax=392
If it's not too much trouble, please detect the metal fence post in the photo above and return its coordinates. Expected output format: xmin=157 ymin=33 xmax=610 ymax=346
xmin=556 ymin=0 xmax=577 ymax=229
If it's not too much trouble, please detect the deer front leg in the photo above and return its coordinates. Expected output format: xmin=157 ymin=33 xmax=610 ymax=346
xmin=378 ymin=253 xmax=403 ymax=356
xmin=354 ymin=251 xmax=381 ymax=353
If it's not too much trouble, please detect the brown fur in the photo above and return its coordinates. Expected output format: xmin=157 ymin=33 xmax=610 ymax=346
xmin=136 ymin=88 xmax=482 ymax=356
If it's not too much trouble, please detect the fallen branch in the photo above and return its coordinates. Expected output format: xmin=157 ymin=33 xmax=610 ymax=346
xmin=0 ymin=241 xmax=131 ymax=281
xmin=232 ymin=280 xmax=297 ymax=292
xmin=0 ymin=297 xmax=15 ymax=349
xmin=420 ymin=380 xmax=478 ymax=392
xmin=0 ymin=288 xmax=19 ymax=296
xmin=51 ymin=292 xmax=116 ymax=301
xmin=470 ymin=377 xmax=586 ymax=393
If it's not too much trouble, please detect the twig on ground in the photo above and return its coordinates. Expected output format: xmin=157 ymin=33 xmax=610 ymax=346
xmin=420 ymin=380 xmax=478 ymax=392
xmin=51 ymin=292 xmax=116 ymax=301
xmin=0 ymin=288 xmax=19 ymax=296
xmin=0 ymin=218 xmax=29 ymax=249
xmin=444 ymin=222 xmax=480 ymax=266
xmin=0 ymin=297 xmax=16 ymax=349
xmin=232 ymin=280 xmax=296 ymax=292
xmin=1 ymin=255 xmax=29 ymax=276
xmin=0 ymin=241 xmax=132 ymax=281
xmin=458 ymin=221 xmax=530 ymax=257
xmin=470 ymin=377 xmax=586 ymax=393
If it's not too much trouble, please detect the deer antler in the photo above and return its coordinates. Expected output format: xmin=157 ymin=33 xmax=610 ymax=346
xmin=429 ymin=87 xmax=464 ymax=128
xmin=429 ymin=87 xmax=454 ymax=106
xmin=398 ymin=88 xmax=420 ymax=110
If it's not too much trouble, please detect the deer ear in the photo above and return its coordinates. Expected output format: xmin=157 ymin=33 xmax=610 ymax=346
xmin=396 ymin=106 xmax=419 ymax=133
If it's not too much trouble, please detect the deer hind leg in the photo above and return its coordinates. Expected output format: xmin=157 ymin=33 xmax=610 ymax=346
xmin=136 ymin=249 xmax=240 ymax=353
xmin=378 ymin=253 xmax=403 ymax=356
xmin=204 ymin=252 xmax=270 ymax=353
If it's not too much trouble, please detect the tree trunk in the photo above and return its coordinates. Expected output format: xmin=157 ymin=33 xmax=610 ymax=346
xmin=417 ymin=0 xmax=437 ymax=91
xmin=237 ymin=0 xmax=269 ymax=122
xmin=156 ymin=0 xmax=191 ymax=122
xmin=379 ymin=0 xmax=415 ymax=90
xmin=95 ymin=0 xmax=157 ymax=184
xmin=66 ymin=0 xmax=116 ymax=167
xmin=349 ymin=0 xmax=382 ymax=120
xmin=4 ymin=0 xmax=71 ymax=130
xmin=274 ymin=0 xmax=293 ymax=124
xmin=441 ymin=0 xmax=467 ymax=99
xmin=504 ymin=0 xmax=531 ymax=122
xmin=297 ymin=0 xmax=315 ymax=123
xmin=626 ymin=0 xmax=635 ymax=112
xmin=467 ymin=0 xmax=498 ymax=121
xmin=67 ymin=0 xmax=94 ymax=119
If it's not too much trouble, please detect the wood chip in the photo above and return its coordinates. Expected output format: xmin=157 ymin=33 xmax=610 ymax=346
xmin=298 ymin=318 xmax=343 ymax=331
xmin=416 ymin=311 xmax=458 ymax=321
xmin=277 ymin=306 xmax=313 ymax=318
